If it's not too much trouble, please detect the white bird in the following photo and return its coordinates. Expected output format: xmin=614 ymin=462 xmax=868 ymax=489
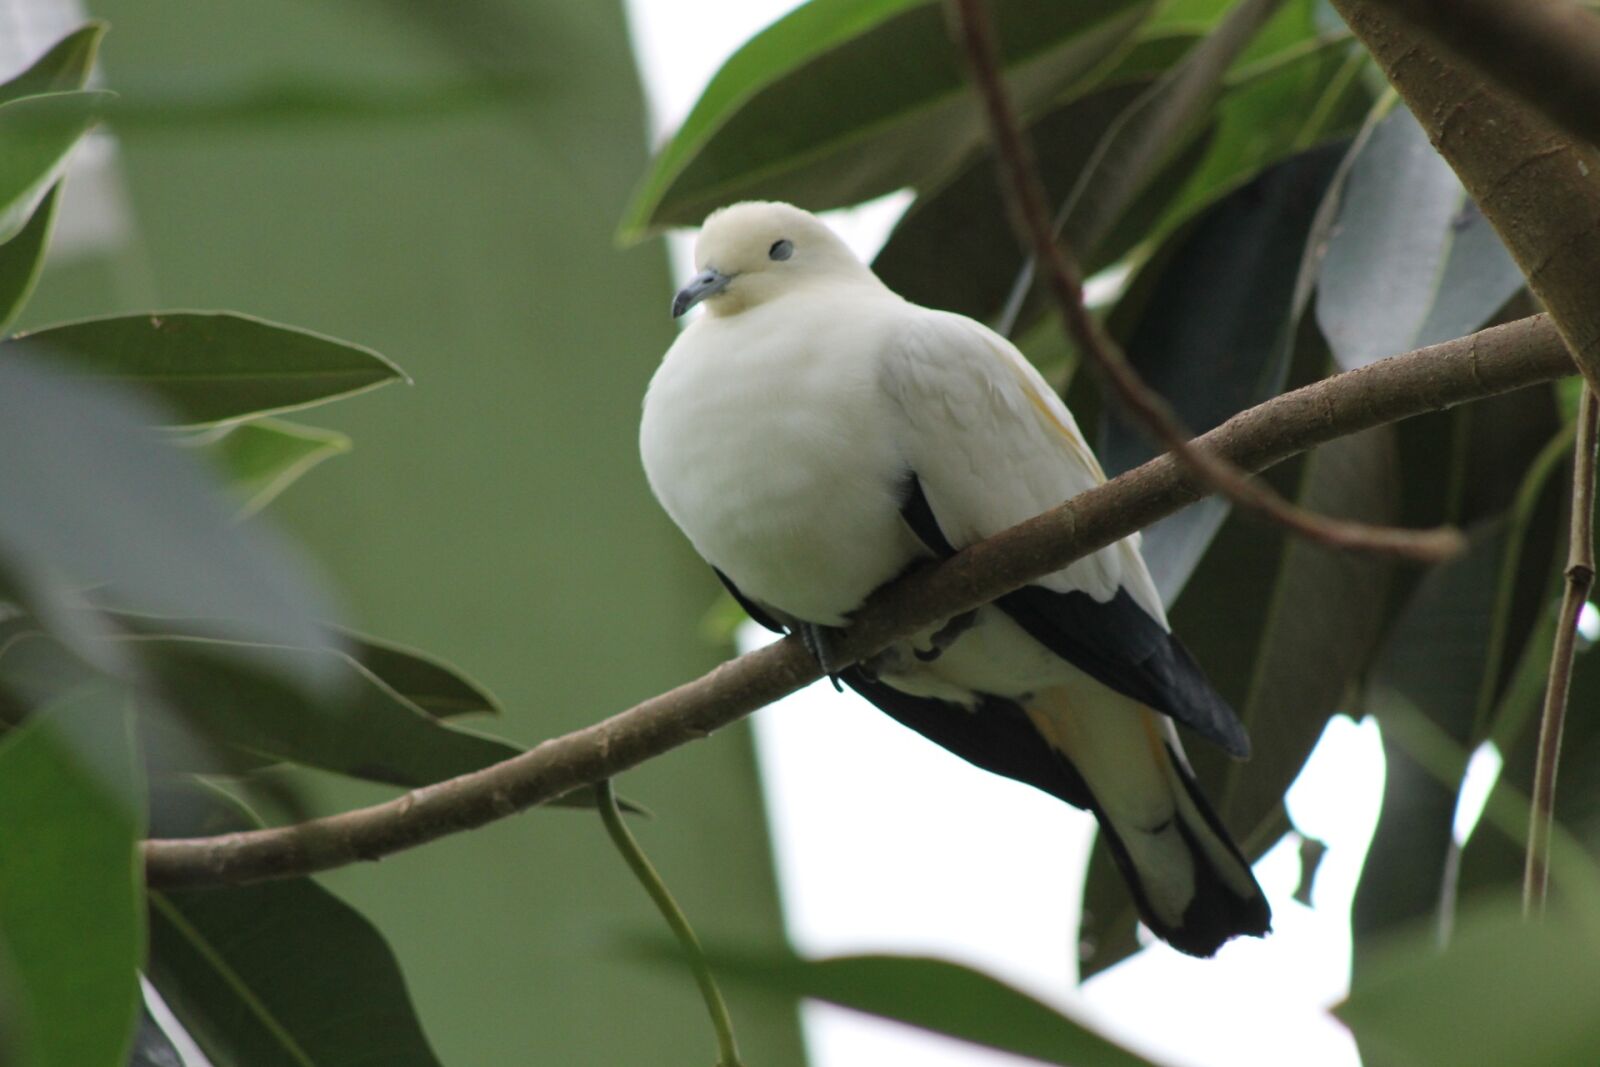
xmin=640 ymin=201 xmax=1270 ymax=957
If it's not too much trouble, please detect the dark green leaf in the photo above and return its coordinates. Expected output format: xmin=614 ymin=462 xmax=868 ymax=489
xmin=1099 ymin=141 xmax=1346 ymax=599
xmin=127 ymin=1010 xmax=185 ymax=1067
xmin=338 ymin=628 xmax=500 ymax=719
xmin=1353 ymin=411 xmax=1567 ymax=963
xmin=1143 ymin=32 xmax=1366 ymax=247
xmin=127 ymin=1010 xmax=184 ymax=1067
xmin=183 ymin=417 xmax=351 ymax=517
xmin=0 ymin=354 xmax=337 ymax=672
xmin=1056 ymin=0 xmax=1292 ymax=274
xmin=0 ymin=687 xmax=142 ymax=1067
xmin=126 ymin=635 xmax=519 ymax=788
xmin=0 ymin=23 xmax=106 ymax=105
xmin=673 ymin=945 xmax=1162 ymax=1067
xmin=875 ymin=79 xmax=1155 ymax=317
xmin=0 ymin=90 xmax=112 ymax=244
xmin=1338 ymin=899 xmax=1600 ymax=1067
xmin=1316 ymin=106 xmax=1524 ymax=370
xmin=11 ymin=311 xmax=406 ymax=425
xmin=0 ymin=182 xmax=60 ymax=336
xmin=1080 ymin=423 xmax=1398 ymax=977
xmin=620 ymin=0 xmax=1152 ymax=237
xmin=148 ymin=782 xmax=445 ymax=1067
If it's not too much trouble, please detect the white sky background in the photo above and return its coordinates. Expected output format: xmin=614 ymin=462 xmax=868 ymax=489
xmin=620 ymin=3 xmax=1398 ymax=1066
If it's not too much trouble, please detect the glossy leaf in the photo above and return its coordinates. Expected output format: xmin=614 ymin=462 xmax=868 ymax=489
xmin=11 ymin=311 xmax=406 ymax=425
xmin=1338 ymin=899 xmax=1600 ymax=1067
xmin=1080 ymin=424 xmax=1399 ymax=977
xmin=1056 ymin=0 xmax=1291 ymax=276
xmin=887 ymin=20 xmax=1365 ymax=330
xmin=0 ymin=353 xmax=337 ymax=671
xmin=185 ymin=417 xmax=351 ymax=518
xmin=679 ymin=945 xmax=1162 ymax=1067
xmin=124 ymin=635 xmax=518 ymax=787
xmin=127 ymin=1010 xmax=185 ymax=1067
xmin=620 ymin=0 xmax=1152 ymax=237
xmin=1098 ymin=141 xmax=1347 ymax=600
xmin=0 ymin=182 xmax=60 ymax=336
xmin=1316 ymin=106 xmax=1525 ymax=371
xmin=339 ymin=629 xmax=500 ymax=719
xmin=148 ymin=782 xmax=445 ymax=1067
xmin=0 ymin=90 xmax=112 ymax=245
xmin=875 ymin=79 xmax=1154 ymax=317
xmin=0 ymin=23 xmax=106 ymax=105
xmin=0 ymin=687 xmax=142 ymax=1067
xmin=1351 ymin=523 xmax=1520 ymax=962
xmin=1352 ymin=405 xmax=1566 ymax=962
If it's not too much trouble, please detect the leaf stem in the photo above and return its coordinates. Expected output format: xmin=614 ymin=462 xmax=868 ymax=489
xmin=946 ymin=0 xmax=1464 ymax=563
xmin=1525 ymin=387 xmax=1599 ymax=916
xmin=595 ymin=779 xmax=743 ymax=1067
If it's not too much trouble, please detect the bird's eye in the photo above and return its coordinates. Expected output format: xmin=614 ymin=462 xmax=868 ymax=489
xmin=768 ymin=239 xmax=794 ymax=261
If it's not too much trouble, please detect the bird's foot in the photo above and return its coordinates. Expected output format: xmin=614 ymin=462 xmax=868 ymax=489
xmin=798 ymin=621 xmax=847 ymax=692
xmin=912 ymin=609 xmax=978 ymax=662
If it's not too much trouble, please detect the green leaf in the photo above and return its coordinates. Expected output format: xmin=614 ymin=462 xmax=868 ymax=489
xmin=0 ymin=353 xmax=337 ymax=672
xmin=127 ymin=1010 xmax=185 ymax=1067
xmin=147 ymin=782 xmax=445 ymax=1067
xmin=1352 ymin=411 xmax=1567 ymax=963
xmin=1316 ymin=106 xmax=1525 ymax=371
xmin=1098 ymin=141 xmax=1347 ymax=599
xmin=1079 ymin=423 xmax=1399 ymax=977
xmin=0 ymin=182 xmax=61 ymax=336
xmin=125 ymin=635 xmax=519 ymax=788
xmin=875 ymin=78 xmax=1157 ymax=317
xmin=0 ymin=90 xmax=112 ymax=245
xmin=184 ymin=418 xmax=352 ymax=518
xmin=620 ymin=0 xmax=1153 ymax=237
xmin=1056 ymin=0 xmax=1293 ymax=276
xmin=0 ymin=23 xmax=106 ymax=105
xmin=1131 ymin=29 xmax=1367 ymax=267
xmin=0 ymin=686 xmax=142 ymax=1067
xmin=337 ymin=629 xmax=500 ymax=719
xmin=10 ymin=311 xmax=407 ymax=425
xmin=1337 ymin=899 xmax=1600 ymax=1067
xmin=673 ymin=945 xmax=1163 ymax=1067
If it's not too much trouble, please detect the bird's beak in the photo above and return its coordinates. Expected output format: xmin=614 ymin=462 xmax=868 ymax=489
xmin=672 ymin=267 xmax=731 ymax=318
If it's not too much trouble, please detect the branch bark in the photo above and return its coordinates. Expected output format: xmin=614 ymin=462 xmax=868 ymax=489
xmin=144 ymin=314 xmax=1575 ymax=889
xmin=1332 ymin=0 xmax=1600 ymax=395
xmin=1363 ymin=0 xmax=1600 ymax=156
xmin=947 ymin=0 xmax=1463 ymax=563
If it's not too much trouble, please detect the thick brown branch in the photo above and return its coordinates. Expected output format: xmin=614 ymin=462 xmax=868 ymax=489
xmin=1333 ymin=0 xmax=1600 ymax=395
xmin=1363 ymin=0 xmax=1600 ymax=156
xmin=143 ymin=314 xmax=1575 ymax=889
xmin=1526 ymin=387 xmax=1599 ymax=916
xmin=947 ymin=0 xmax=1462 ymax=563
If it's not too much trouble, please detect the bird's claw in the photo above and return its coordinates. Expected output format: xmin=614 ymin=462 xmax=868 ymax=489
xmin=913 ymin=609 xmax=978 ymax=662
xmin=798 ymin=622 xmax=847 ymax=691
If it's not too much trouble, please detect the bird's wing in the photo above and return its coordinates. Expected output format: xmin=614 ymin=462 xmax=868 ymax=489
xmin=880 ymin=310 xmax=1248 ymax=757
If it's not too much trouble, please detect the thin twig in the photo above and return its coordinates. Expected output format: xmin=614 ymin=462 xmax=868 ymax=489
xmin=139 ymin=314 xmax=1574 ymax=891
xmin=596 ymin=780 xmax=743 ymax=1067
xmin=1525 ymin=387 xmax=1599 ymax=916
xmin=946 ymin=0 xmax=1464 ymax=564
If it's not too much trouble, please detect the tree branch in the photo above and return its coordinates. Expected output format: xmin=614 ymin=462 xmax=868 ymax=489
xmin=946 ymin=0 xmax=1463 ymax=563
xmin=1332 ymin=0 xmax=1600 ymax=395
xmin=1526 ymin=386 xmax=1599 ymax=916
xmin=143 ymin=314 xmax=1575 ymax=890
xmin=1363 ymin=0 xmax=1600 ymax=156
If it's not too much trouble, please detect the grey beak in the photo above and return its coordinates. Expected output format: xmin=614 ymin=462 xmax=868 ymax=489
xmin=672 ymin=268 xmax=731 ymax=318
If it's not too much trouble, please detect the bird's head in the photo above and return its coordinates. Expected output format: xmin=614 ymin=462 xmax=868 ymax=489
xmin=672 ymin=201 xmax=876 ymax=319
